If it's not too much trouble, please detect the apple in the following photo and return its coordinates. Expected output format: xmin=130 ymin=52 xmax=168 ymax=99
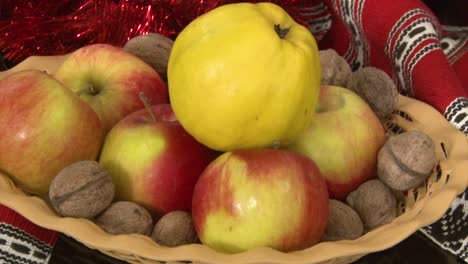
xmin=0 ymin=70 xmax=103 ymax=195
xmin=288 ymin=85 xmax=387 ymax=200
xmin=54 ymin=43 xmax=169 ymax=134
xmin=98 ymin=98 xmax=218 ymax=217
xmin=192 ymin=149 xmax=329 ymax=254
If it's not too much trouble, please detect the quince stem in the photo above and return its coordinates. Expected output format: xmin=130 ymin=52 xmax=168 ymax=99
xmin=274 ymin=24 xmax=290 ymax=39
xmin=139 ymin=91 xmax=157 ymax=122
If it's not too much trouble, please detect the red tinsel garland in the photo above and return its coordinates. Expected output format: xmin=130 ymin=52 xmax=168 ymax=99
xmin=0 ymin=0 xmax=308 ymax=63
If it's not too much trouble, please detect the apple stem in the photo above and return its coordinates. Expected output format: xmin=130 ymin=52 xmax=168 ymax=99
xmin=139 ymin=92 xmax=157 ymax=122
xmin=272 ymin=140 xmax=281 ymax=149
xmin=85 ymin=83 xmax=99 ymax=95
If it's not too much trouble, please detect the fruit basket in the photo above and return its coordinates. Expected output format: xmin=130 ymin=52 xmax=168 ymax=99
xmin=0 ymin=54 xmax=467 ymax=264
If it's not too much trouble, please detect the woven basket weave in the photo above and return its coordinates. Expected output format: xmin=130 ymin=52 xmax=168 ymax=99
xmin=0 ymin=56 xmax=467 ymax=264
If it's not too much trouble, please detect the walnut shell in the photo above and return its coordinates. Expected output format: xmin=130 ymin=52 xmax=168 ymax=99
xmin=346 ymin=67 xmax=399 ymax=120
xmin=377 ymin=130 xmax=437 ymax=191
xmin=346 ymin=179 xmax=397 ymax=231
xmin=95 ymin=201 xmax=153 ymax=236
xmin=151 ymin=211 xmax=198 ymax=247
xmin=319 ymin=49 xmax=352 ymax=87
xmin=322 ymin=199 xmax=364 ymax=241
xmin=49 ymin=160 xmax=115 ymax=219
xmin=123 ymin=33 xmax=173 ymax=81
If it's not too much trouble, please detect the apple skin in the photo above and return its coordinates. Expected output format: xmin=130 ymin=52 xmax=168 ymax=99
xmin=54 ymin=43 xmax=169 ymax=134
xmin=192 ymin=149 xmax=329 ymax=253
xmin=0 ymin=70 xmax=103 ymax=195
xmin=98 ymin=104 xmax=219 ymax=217
xmin=289 ymin=85 xmax=387 ymax=200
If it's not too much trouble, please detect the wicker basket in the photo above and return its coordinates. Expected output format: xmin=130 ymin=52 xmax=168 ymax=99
xmin=0 ymin=56 xmax=467 ymax=264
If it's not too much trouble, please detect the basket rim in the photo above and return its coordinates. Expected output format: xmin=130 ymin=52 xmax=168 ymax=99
xmin=0 ymin=95 xmax=467 ymax=264
xmin=0 ymin=177 xmax=463 ymax=264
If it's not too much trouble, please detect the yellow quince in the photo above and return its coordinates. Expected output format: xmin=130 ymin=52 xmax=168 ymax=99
xmin=168 ymin=2 xmax=321 ymax=151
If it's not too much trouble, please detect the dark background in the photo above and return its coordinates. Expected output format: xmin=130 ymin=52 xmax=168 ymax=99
xmin=1 ymin=1 xmax=466 ymax=263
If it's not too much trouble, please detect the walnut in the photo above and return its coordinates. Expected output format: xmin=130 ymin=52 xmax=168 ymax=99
xmin=322 ymin=199 xmax=364 ymax=241
xmin=49 ymin=160 xmax=115 ymax=219
xmin=346 ymin=179 xmax=397 ymax=231
xmin=123 ymin=33 xmax=174 ymax=81
xmin=346 ymin=67 xmax=399 ymax=120
xmin=151 ymin=211 xmax=198 ymax=247
xmin=377 ymin=130 xmax=437 ymax=191
xmin=319 ymin=49 xmax=352 ymax=87
xmin=95 ymin=201 xmax=153 ymax=236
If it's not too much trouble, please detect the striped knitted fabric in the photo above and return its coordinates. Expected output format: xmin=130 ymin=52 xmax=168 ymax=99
xmin=0 ymin=206 xmax=56 ymax=264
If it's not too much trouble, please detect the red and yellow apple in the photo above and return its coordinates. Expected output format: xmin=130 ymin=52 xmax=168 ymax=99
xmin=54 ymin=43 xmax=169 ymax=134
xmin=192 ymin=149 xmax=329 ymax=253
xmin=289 ymin=85 xmax=386 ymax=200
xmin=0 ymin=70 xmax=103 ymax=195
xmin=98 ymin=102 xmax=218 ymax=216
